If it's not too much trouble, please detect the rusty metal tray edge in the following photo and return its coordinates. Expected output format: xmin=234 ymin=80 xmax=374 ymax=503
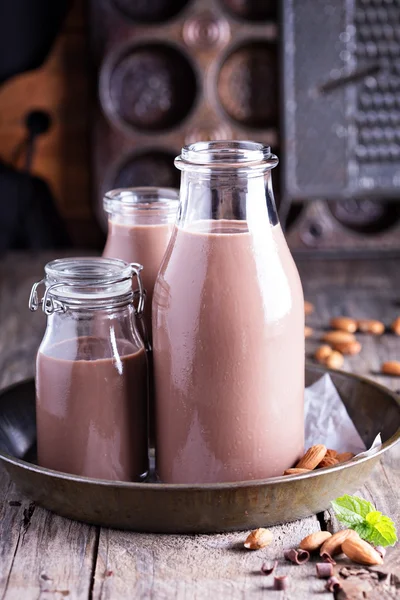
xmin=0 ymin=365 xmax=399 ymax=532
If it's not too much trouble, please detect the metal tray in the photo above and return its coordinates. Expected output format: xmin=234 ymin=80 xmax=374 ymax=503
xmin=0 ymin=365 xmax=399 ymax=533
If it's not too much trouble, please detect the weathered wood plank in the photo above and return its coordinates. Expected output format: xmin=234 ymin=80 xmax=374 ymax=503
xmin=0 ymin=468 xmax=24 ymax=598
xmin=301 ymin=258 xmax=400 ymax=597
xmin=0 ymin=254 xmax=399 ymax=599
xmin=0 ymin=466 xmax=97 ymax=600
xmin=92 ymin=518 xmax=331 ymax=600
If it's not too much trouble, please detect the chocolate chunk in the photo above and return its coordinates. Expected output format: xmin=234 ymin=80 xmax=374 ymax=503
xmin=390 ymin=572 xmax=400 ymax=588
xmin=325 ymin=576 xmax=342 ymax=592
xmin=316 ymin=562 xmax=334 ymax=578
xmin=284 ymin=548 xmax=310 ymax=564
xmin=261 ymin=560 xmax=277 ymax=575
xmin=274 ymin=575 xmax=288 ymax=591
xmin=321 ymin=551 xmax=336 ymax=565
xmin=367 ymin=566 xmax=389 ymax=581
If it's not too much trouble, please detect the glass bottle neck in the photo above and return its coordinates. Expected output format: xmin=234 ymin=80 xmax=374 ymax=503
xmin=104 ymin=187 xmax=179 ymax=226
xmin=178 ymin=170 xmax=278 ymax=231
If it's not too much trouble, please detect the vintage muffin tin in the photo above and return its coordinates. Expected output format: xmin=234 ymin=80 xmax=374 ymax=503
xmin=285 ymin=198 xmax=400 ymax=256
xmin=90 ymin=0 xmax=279 ymax=228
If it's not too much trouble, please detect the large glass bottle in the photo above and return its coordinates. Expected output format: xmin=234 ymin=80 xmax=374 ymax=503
xmin=29 ymin=257 xmax=149 ymax=482
xmin=153 ymin=141 xmax=305 ymax=484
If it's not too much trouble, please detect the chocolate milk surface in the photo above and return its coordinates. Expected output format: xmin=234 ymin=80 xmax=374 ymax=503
xmin=153 ymin=220 xmax=304 ymax=483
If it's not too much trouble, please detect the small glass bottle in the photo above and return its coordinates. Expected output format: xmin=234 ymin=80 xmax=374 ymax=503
xmin=29 ymin=257 xmax=149 ymax=482
xmin=103 ymin=187 xmax=180 ymax=342
xmin=153 ymin=141 xmax=305 ymax=484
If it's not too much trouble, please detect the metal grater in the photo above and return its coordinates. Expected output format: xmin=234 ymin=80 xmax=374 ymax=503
xmin=282 ymin=0 xmax=400 ymax=203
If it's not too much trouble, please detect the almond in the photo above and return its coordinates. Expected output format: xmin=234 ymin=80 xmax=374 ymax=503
xmin=382 ymin=361 xmax=400 ymax=376
xmin=296 ymin=445 xmax=327 ymax=470
xmin=326 ymin=449 xmax=338 ymax=459
xmin=331 ymin=340 xmax=362 ymax=355
xmin=336 ymin=452 xmax=355 ymax=463
xmin=330 ymin=317 xmax=357 ymax=333
xmin=283 ymin=468 xmax=311 ymax=476
xmin=304 ymin=301 xmax=314 ymax=315
xmin=341 ymin=537 xmax=383 ymax=566
xmin=305 ymin=326 xmax=313 ymax=338
xmin=315 ymin=345 xmax=332 ymax=364
xmin=391 ymin=317 xmax=400 ymax=336
xmin=317 ymin=456 xmax=339 ymax=468
xmin=320 ymin=529 xmax=359 ymax=558
xmin=357 ymin=319 xmax=385 ymax=335
xmin=325 ymin=351 xmax=344 ymax=370
xmin=322 ymin=331 xmax=355 ymax=344
xmin=244 ymin=528 xmax=273 ymax=550
xmin=299 ymin=531 xmax=332 ymax=552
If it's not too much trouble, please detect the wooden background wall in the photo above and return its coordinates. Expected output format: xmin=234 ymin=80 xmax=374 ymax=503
xmin=0 ymin=0 xmax=103 ymax=248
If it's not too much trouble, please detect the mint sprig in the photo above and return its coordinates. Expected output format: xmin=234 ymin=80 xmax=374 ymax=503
xmin=331 ymin=494 xmax=398 ymax=547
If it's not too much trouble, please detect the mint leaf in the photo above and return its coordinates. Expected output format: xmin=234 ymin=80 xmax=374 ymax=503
xmin=366 ymin=510 xmax=383 ymax=525
xmin=353 ymin=522 xmax=374 ymax=540
xmin=365 ymin=512 xmax=398 ymax=547
xmin=331 ymin=494 xmax=398 ymax=547
xmin=331 ymin=495 xmax=374 ymax=527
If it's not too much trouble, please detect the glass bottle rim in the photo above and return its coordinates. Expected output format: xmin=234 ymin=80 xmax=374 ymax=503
xmin=103 ymin=186 xmax=180 ymax=216
xmin=175 ymin=140 xmax=279 ymax=174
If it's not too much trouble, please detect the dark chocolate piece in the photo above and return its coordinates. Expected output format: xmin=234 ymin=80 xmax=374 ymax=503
xmin=325 ymin=576 xmax=342 ymax=592
xmin=316 ymin=562 xmax=334 ymax=578
xmin=284 ymin=548 xmax=310 ymax=564
xmin=273 ymin=575 xmax=288 ymax=591
xmin=261 ymin=560 xmax=277 ymax=576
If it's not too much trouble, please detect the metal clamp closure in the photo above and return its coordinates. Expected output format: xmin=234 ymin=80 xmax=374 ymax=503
xmin=29 ymin=264 xmax=147 ymax=317
xmin=28 ymin=279 xmax=67 ymax=315
xmin=131 ymin=263 xmax=146 ymax=318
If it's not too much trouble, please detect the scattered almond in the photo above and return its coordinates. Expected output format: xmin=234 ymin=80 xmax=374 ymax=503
xmin=326 ymin=449 xmax=338 ymax=459
xmin=391 ymin=317 xmax=400 ymax=336
xmin=341 ymin=537 xmax=383 ymax=566
xmin=330 ymin=317 xmax=357 ymax=333
xmin=336 ymin=452 xmax=355 ymax=463
xmin=283 ymin=468 xmax=311 ymax=476
xmin=322 ymin=331 xmax=356 ymax=344
xmin=325 ymin=351 xmax=344 ymax=370
xmin=331 ymin=340 xmax=362 ymax=355
xmin=299 ymin=531 xmax=332 ymax=553
xmin=305 ymin=326 xmax=313 ymax=338
xmin=296 ymin=445 xmax=327 ymax=470
xmin=357 ymin=319 xmax=385 ymax=335
xmin=304 ymin=301 xmax=314 ymax=315
xmin=244 ymin=528 xmax=273 ymax=550
xmin=382 ymin=361 xmax=400 ymax=376
xmin=320 ymin=529 xmax=359 ymax=559
xmin=318 ymin=456 xmax=339 ymax=468
xmin=315 ymin=345 xmax=332 ymax=364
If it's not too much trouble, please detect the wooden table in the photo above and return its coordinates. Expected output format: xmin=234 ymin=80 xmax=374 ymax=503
xmin=0 ymin=253 xmax=399 ymax=599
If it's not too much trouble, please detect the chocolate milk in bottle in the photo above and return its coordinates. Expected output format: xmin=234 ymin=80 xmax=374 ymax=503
xmin=153 ymin=142 xmax=304 ymax=484
xmin=30 ymin=258 xmax=149 ymax=481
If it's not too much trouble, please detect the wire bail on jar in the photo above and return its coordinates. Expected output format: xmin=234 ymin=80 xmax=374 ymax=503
xmin=29 ymin=279 xmax=66 ymax=316
xmin=29 ymin=261 xmax=146 ymax=317
xmin=130 ymin=262 xmax=146 ymax=318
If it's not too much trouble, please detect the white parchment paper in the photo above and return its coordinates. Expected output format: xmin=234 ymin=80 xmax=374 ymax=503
xmin=305 ymin=374 xmax=382 ymax=456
